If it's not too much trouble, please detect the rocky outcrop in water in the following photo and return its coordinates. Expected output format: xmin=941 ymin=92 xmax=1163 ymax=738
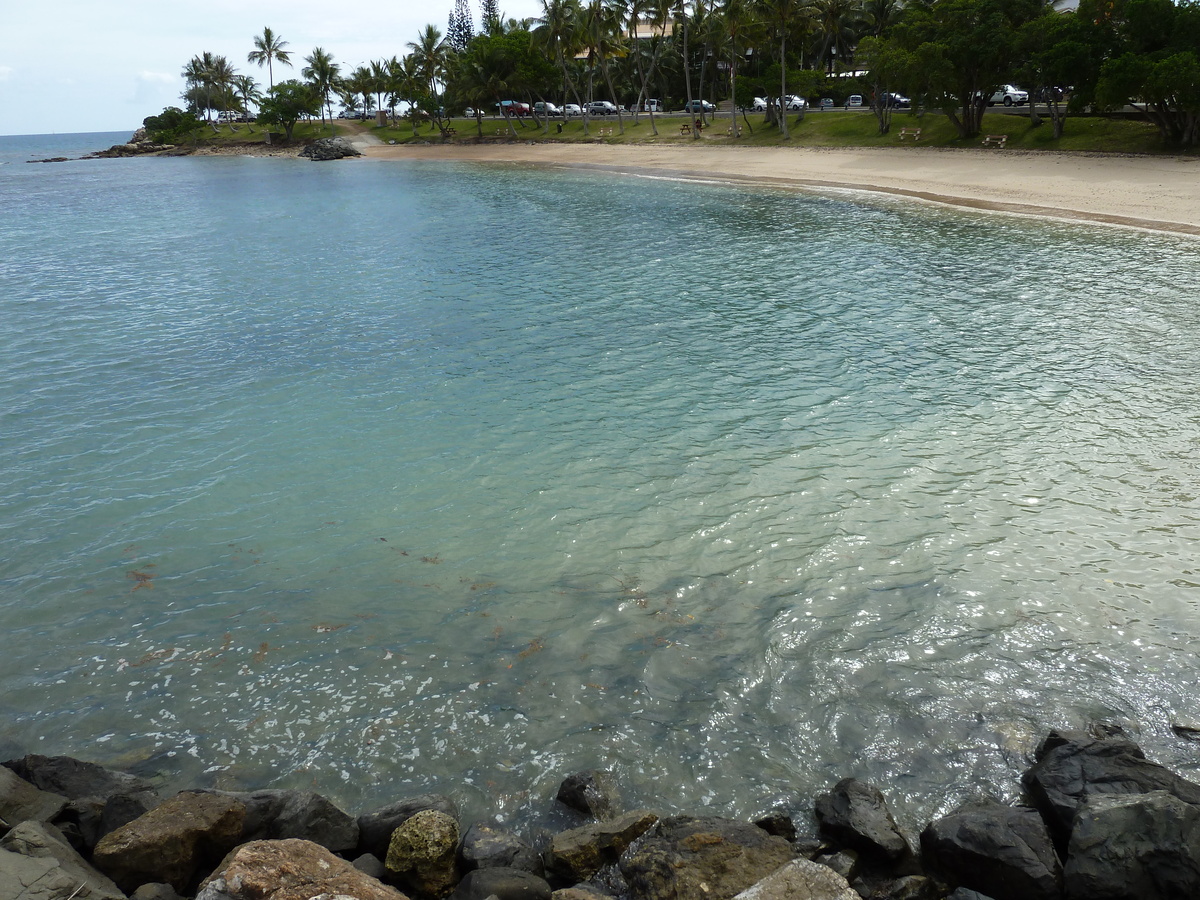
xmin=298 ymin=137 xmax=362 ymax=160
xmin=2 ymin=727 xmax=1200 ymax=900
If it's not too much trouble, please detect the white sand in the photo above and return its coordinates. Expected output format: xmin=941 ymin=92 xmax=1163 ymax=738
xmin=362 ymin=141 xmax=1200 ymax=236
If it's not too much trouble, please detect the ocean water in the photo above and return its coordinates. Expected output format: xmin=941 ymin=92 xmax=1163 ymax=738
xmin=2 ymin=132 xmax=1199 ymax=833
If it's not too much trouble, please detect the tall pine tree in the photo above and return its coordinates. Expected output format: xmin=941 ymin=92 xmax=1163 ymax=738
xmin=480 ymin=0 xmax=500 ymax=34
xmin=448 ymin=0 xmax=474 ymax=52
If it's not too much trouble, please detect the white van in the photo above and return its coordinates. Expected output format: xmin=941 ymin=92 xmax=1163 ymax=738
xmin=644 ymin=99 xmax=663 ymax=112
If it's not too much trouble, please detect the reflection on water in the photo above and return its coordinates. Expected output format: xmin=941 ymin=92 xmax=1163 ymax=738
xmin=1 ymin=148 xmax=1199 ymax=830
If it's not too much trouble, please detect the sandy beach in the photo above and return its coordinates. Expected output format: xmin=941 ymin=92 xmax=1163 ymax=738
xmin=362 ymin=140 xmax=1200 ymax=236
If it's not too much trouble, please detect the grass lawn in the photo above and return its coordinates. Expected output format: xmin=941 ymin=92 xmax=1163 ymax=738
xmin=367 ymin=108 xmax=1183 ymax=156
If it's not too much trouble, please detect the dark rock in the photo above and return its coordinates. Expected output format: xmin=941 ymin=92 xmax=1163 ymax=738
xmin=92 ymin=790 xmax=246 ymax=893
xmin=385 ymin=808 xmax=461 ymax=897
xmin=196 ymin=838 xmax=407 ymax=900
xmin=920 ymin=800 xmax=1061 ymax=900
xmin=460 ymin=823 xmax=543 ymax=875
xmin=620 ymin=816 xmax=795 ymax=900
xmin=52 ymin=797 xmax=106 ymax=853
xmin=131 ymin=886 xmax=186 ymax=900
xmin=556 ymin=772 xmax=621 ymax=819
xmin=547 ymin=810 xmax=658 ymax=883
xmin=216 ymin=788 xmax=359 ymax=854
xmin=100 ymin=789 xmax=160 ymax=841
xmin=1022 ymin=728 xmax=1200 ymax=849
xmin=4 ymin=754 xmax=156 ymax=802
xmin=1172 ymin=722 xmax=1200 ymax=742
xmin=450 ymin=867 xmax=553 ymax=900
xmin=299 ymin=137 xmax=362 ymax=160
xmin=359 ymin=794 xmax=460 ymax=859
xmin=753 ymin=812 xmax=797 ymax=843
xmin=1062 ymin=790 xmax=1200 ymax=900
xmin=552 ymin=888 xmax=613 ymax=900
xmin=858 ymin=875 xmax=941 ymax=900
xmin=728 ymin=858 xmax=858 ymax=900
xmin=356 ymin=851 xmax=391 ymax=880
xmin=0 ymin=820 xmax=125 ymax=900
xmin=814 ymin=779 xmax=909 ymax=861
xmin=814 ymin=849 xmax=858 ymax=881
xmin=944 ymin=890 xmax=996 ymax=900
xmin=0 ymin=765 xmax=66 ymax=831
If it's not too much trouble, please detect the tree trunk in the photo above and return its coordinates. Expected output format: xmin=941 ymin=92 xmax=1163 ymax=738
xmin=779 ymin=36 xmax=789 ymax=140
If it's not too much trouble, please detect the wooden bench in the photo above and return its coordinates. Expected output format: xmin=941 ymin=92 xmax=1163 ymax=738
xmin=680 ymin=123 xmax=691 ymax=135
xmin=898 ymin=127 xmax=921 ymax=141
xmin=981 ymin=133 xmax=1008 ymax=148
xmin=440 ymin=127 xmax=456 ymax=138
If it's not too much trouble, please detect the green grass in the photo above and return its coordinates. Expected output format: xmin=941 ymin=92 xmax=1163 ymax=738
xmin=188 ymin=119 xmax=343 ymax=146
xmin=364 ymin=108 xmax=1187 ymax=156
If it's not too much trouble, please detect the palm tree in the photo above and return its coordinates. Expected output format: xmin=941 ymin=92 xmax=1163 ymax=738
xmin=719 ymin=0 xmax=758 ymax=136
xmin=813 ymin=0 xmax=861 ymax=73
xmin=233 ymin=75 xmax=262 ymax=129
xmin=535 ymin=0 xmax=589 ymax=133
xmin=761 ymin=0 xmax=815 ymax=138
xmin=182 ymin=53 xmax=237 ymax=124
xmin=345 ymin=66 xmax=377 ymax=118
xmin=582 ymin=0 xmax=628 ymax=134
xmin=247 ymin=27 xmax=292 ymax=89
xmin=302 ymin=47 xmax=341 ymax=127
xmin=407 ymin=25 xmax=450 ymax=99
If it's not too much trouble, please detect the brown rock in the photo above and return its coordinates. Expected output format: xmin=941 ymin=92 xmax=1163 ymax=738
xmin=92 ymin=790 xmax=246 ymax=893
xmin=547 ymin=810 xmax=659 ymax=882
xmin=198 ymin=838 xmax=407 ymax=900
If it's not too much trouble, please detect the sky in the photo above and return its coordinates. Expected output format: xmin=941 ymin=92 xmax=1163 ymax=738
xmin=0 ymin=0 xmax=544 ymax=136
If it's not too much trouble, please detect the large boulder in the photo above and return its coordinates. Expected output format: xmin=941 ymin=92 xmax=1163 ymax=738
xmin=731 ymin=858 xmax=859 ymax=900
xmin=1062 ymin=790 xmax=1200 ymax=899
xmin=0 ymin=820 xmax=124 ymax=900
xmin=0 ymin=846 xmax=85 ymax=900
xmin=0 ymin=767 xmax=66 ymax=831
xmin=814 ymin=779 xmax=909 ymax=861
xmin=3 ymin=755 xmax=155 ymax=803
xmin=619 ymin=816 xmax=795 ymax=900
xmin=556 ymin=772 xmax=622 ymax=820
xmin=460 ymin=823 xmax=543 ymax=875
xmin=92 ymin=790 xmax=246 ymax=893
xmin=1022 ymin=729 xmax=1200 ymax=848
xmin=919 ymin=800 xmax=1061 ymax=900
xmin=299 ymin=137 xmax=362 ymax=161
xmin=448 ymin=867 xmax=553 ymax=900
xmin=358 ymin=794 xmax=459 ymax=860
xmin=196 ymin=838 xmax=407 ymax=900
xmin=385 ymin=808 xmax=461 ymax=897
xmin=219 ymin=789 xmax=358 ymax=854
xmin=547 ymin=810 xmax=659 ymax=883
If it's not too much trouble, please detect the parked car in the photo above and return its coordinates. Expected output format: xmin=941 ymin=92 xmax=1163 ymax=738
xmin=683 ymin=99 xmax=716 ymax=113
xmin=534 ymin=101 xmax=561 ymax=116
xmin=751 ymin=97 xmax=768 ymax=111
xmin=988 ymin=85 xmax=1029 ymax=106
xmin=497 ymin=100 xmax=532 ymax=116
xmin=562 ymin=103 xmax=582 ymax=117
xmin=586 ymin=100 xmax=619 ymax=116
xmin=881 ymin=92 xmax=911 ymax=108
xmin=818 ymin=97 xmax=834 ymax=109
xmin=844 ymin=94 xmax=864 ymax=108
xmin=644 ymin=99 xmax=663 ymax=112
xmin=780 ymin=95 xmax=807 ymax=110
xmin=464 ymin=107 xmax=477 ymax=117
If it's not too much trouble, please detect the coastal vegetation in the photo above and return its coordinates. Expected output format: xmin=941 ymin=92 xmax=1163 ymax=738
xmin=150 ymin=0 xmax=1200 ymax=151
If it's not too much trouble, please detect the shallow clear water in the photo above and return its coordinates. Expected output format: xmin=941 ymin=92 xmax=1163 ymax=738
xmin=2 ymin=133 xmax=1199 ymax=832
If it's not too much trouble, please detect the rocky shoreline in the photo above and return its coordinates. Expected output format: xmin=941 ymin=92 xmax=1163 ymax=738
xmin=28 ymin=130 xmax=362 ymax=163
xmin=3 ymin=725 xmax=1199 ymax=900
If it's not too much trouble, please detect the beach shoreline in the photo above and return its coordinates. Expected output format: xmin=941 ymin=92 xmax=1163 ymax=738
xmin=360 ymin=141 xmax=1200 ymax=236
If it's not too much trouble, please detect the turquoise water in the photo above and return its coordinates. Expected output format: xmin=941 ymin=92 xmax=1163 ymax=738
xmin=2 ymin=133 xmax=1199 ymax=830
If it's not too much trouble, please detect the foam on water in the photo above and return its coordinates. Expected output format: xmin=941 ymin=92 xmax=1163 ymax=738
xmin=2 ymin=135 xmax=1199 ymax=828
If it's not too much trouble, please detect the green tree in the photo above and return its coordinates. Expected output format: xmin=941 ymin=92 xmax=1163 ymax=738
xmin=257 ymin=79 xmax=321 ymax=140
xmin=302 ymin=47 xmax=342 ymax=126
xmin=760 ymin=0 xmax=818 ymax=137
xmin=142 ymin=107 xmax=203 ymax=143
xmin=233 ymin=75 xmax=262 ymax=129
xmin=247 ymin=27 xmax=293 ymax=89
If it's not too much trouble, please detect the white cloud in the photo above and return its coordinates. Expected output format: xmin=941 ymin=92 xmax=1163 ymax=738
xmin=138 ymin=71 xmax=176 ymax=84
xmin=0 ymin=66 xmax=13 ymax=82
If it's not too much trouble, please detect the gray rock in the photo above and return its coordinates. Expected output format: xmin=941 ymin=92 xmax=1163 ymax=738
xmin=0 ymin=820 xmax=124 ymax=900
xmin=814 ymin=779 xmax=909 ymax=861
xmin=100 ymin=790 xmax=160 ymax=840
xmin=92 ymin=790 xmax=246 ymax=893
xmin=556 ymin=772 xmax=621 ymax=820
xmin=920 ymin=800 xmax=1061 ymax=900
xmin=3 ymin=755 xmax=155 ymax=803
xmin=0 ymin=767 xmax=66 ymax=832
xmin=131 ymin=886 xmax=185 ymax=900
xmin=217 ymin=788 xmax=359 ymax=854
xmin=547 ymin=810 xmax=658 ymax=883
xmin=0 ymin=846 xmax=81 ymax=900
xmin=449 ymin=867 xmax=553 ymax=900
xmin=1022 ymin=729 xmax=1200 ymax=848
xmin=385 ymin=808 xmax=461 ymax=897
xmin=299 ymin=137 xmax=362 ymax=161
xmin=460 ymin=824 xmax=543 ymax=876
xmin=752 ymin=812 xmax=797 ymax=843
xmin=551 ymin=888 xmax=612 ymax=900
xmin=620 ymin=816 xmax=795 ymax=900
xmin=358 ymin=794 xmax=459 ymax=860
xmin=945 ymin=890 xmax=996 ymax=900
xmin=861 ymin=875 xmax=941 ymax=900
xmin=1063 ymin=790 xmax=1200 ymax=899
xmin=813 ymin=849 xmax=858 ymax=881
xmin=196 ymin=839 xmax=406 ymax=900
xmin=354 ymin=852 xmax=389 ymax=880
xmin=731 ymin=858 xmax=858 ymax=900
